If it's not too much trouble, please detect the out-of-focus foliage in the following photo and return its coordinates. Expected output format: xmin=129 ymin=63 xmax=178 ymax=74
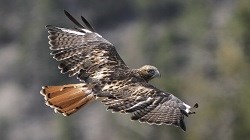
xmin=0 ymin=0 xmax=249 ymax=140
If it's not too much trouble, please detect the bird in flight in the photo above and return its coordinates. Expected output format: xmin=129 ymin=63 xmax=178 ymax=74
xmin=41 ymin=10 xmax=198 ymax=131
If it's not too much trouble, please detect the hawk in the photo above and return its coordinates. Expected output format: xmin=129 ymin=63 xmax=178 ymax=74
xmin=41 ymin=10 xmax=198 ymax=131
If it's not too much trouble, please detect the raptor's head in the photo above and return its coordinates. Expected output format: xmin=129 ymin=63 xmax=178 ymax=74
xmin=138 ymin=65 xmax=161 ymax=82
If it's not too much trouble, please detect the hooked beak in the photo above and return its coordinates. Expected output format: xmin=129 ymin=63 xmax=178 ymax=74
xmin=154 ymin=69 xmax=161 ymax=78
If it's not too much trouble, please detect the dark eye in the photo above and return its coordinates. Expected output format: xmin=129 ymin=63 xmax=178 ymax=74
xmin=147 ymin=69 xmax=154 ymax=74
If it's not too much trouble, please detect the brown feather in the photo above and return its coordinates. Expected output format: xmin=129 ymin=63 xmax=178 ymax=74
xmin=40 ymin=83 xmax=95 ymax=116
xmin=42 ymin=11 xmax=198 ymax=131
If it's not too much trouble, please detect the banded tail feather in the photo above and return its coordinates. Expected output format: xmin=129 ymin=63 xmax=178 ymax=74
xmin=40 ymin=83 xmax=95 ymax=116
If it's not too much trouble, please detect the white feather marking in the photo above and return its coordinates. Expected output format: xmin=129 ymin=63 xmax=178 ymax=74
xmin=127 ymin=97 xmax=153 ymax=110
xmin=94 ymin=32 xmax=103 ymax=38
xmin=102 ymin=84 xmax=112 ymax=91
xmin=93 ymin=72 xmax=106 ymax=80
xmin=92 ymin=67 xmax=110 ymax=80
xmin=79 ymin=86 xmax=92 ymax=94
xmin=58 ymin=27 xmax=86 ymax=35
xmin=183 ymin=103 xmax=191 ymax=113
xmin=81 ymin=28 xmax=92 ymax=33
xmin=102 ymin=83 xmax=120 ymax=91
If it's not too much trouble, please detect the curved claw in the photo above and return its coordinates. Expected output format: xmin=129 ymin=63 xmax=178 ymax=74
xmin=188 ymin=111 xmax=196 ymax=115
xmin=187 ymin=103 xmax=198 ymax=115
xmin=193 ymin=103 xmax=198 ymax=108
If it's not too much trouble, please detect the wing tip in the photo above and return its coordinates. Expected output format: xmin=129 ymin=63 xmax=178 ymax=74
xmin=45 ymin=25 xmax=56 ymax=30
xmin=80 ymin=16 xmax=95 ymax=32
xmin=63 ymin=10 xmax=68 ymax=15
xmin=45 ymin=25 xmax=62 ymax=33
xmin=45 ymin=25 xmax=52 ymax=29
xmin=179 ymin=118 xmax=186 ymax=131
xmin=63 ymin=10 xmax=85 ymax=29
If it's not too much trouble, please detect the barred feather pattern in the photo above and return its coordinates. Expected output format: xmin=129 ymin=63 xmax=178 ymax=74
xmin=100 ymin=79 xmax=191 ymax=131
xmin=42 ymin=11 xmax=197 ymax=131
xmin=46 ymin=25 xmax=128 ymax=80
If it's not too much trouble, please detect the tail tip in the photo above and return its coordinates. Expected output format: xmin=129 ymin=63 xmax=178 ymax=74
xmin=40 ymin=89 xmax=45 ymax=95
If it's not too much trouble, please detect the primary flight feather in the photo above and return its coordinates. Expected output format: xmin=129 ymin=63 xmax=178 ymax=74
xmin=40 ymin=10 xmax=198 ymax=131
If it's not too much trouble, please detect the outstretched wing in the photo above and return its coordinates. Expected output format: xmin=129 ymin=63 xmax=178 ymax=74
xmin=45 ymin=11 xmax=197 ymax=131
xmin=46 ymin=11 xmax=128 ymax=81
xmin=101 ymin=78 xmax=196 ymax=131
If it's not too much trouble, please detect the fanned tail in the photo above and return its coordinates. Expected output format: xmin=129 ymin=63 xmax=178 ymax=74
xmin=40 ymin=83 xmax=95 ymax=116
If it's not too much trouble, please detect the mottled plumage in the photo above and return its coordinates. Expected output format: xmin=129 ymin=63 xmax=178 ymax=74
xmin=41 ymin=10 xmax=198 ymax=131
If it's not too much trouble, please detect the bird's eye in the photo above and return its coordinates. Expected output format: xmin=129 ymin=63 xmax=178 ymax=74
xmin=147 ymin=69 xmax=154 ymax=74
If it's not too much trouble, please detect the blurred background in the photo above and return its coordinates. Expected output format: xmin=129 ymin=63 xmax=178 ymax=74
xmin=0 ymin=0 xmax=250 ymax=140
